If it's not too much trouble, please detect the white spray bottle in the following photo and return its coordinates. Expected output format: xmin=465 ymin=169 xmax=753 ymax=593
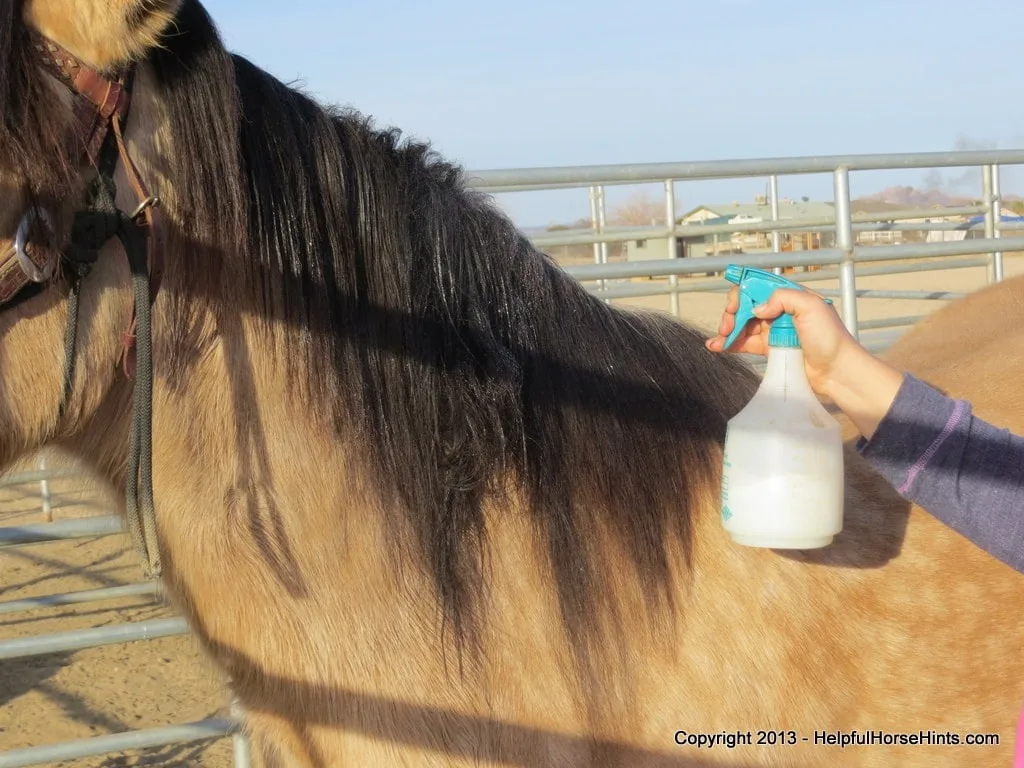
xmin=719 ymin=265 xmax=845 ymax=549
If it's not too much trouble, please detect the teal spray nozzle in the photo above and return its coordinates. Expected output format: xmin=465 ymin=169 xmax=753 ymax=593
xmin=721 ymin=265 xmax=833 ymax=351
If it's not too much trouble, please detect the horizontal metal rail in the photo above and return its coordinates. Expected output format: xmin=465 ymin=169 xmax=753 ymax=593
xmin=566 ymin=236 xmax=1024 ymax=282
xmin=465 ymin=148 xmax=1024 ymax=190
xmin=0 ymin=467 xmax=82 ymax=487
xmin=532 ymin=209 xmax=1002 ymax=249
xmin=853 ymin=314 xmax=928 ymax=330
xmin=0 ymin=583 xmax=159 ymax=615
xmin=791 ymin=220 xmax=1022 ymax=233
xmin=0 ymin=617 xmax=189 ymax=660
xmin=0 ymin=516 xmax=122 ymax=547
xmin=652 ymin=257 xmax=988 ymax=294
xmin=0 ymin=717 xmax=236 ymax=768
xmin=589 ymin=279 xmax=966 ymax=303
xmin=815 ymin=288 xmax=966 ymax=301
xmin=0 ymin=494 xmax=107 ymax=520
xmin=538 ymin=217 xmax=1024 ymax=250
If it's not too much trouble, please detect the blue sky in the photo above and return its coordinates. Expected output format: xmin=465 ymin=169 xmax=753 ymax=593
xmin=206 ymin=0 xmax=1024 ymax=228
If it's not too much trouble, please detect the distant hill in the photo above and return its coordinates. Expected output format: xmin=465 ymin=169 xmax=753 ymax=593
xmin=862 ymin=185 xmax=1023 ymax=207
xmin=861 ymin=186 xmax=973 ymax=206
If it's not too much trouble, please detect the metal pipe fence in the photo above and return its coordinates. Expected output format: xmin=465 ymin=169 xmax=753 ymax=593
xmin=466 ymin=147 xmax=1023 ymax=339
xmin=3 ymin=147 xmax=1023 ymax=766
xmin=0 ymin=719 xmax=239 ymax=768
xmin=0 ymin=458 xmax=246 ymax=767
xmin=466 ymin=148 xmax=1024 ymax=188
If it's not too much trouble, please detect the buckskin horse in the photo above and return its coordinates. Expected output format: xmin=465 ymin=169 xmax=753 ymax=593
xmin=0 ymin=0 xmax=1021 ymax=765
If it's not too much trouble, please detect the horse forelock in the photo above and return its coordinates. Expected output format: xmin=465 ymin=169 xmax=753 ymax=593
xmin=143 ymin=0 xmax=763 ymax=663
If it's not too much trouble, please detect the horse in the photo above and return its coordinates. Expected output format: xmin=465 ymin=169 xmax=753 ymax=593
xmin=1 ymin=1 xmax=1021 ymax=765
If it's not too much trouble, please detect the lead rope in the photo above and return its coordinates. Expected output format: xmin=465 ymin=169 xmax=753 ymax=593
xmin=119 ymin=209 xmax=160 ymax=578
xmin=56 ymin=167 xmax=161 ymax=578
xmin=58 ymin=175 xmax=117 ymax=418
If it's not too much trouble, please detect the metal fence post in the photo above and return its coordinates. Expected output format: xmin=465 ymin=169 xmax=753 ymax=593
xmin=769 ymin=174 xmax=782 ymax=275
xmin=985 ymin=164 xmax=1005 ymax=282
xmin=597 ymin=185 xmax=609 ymax=303
xmin=665 ymin=179 xmax=679 ymax=317
xmin=37 ymin=451 xmax=53 ymax=522
xmin=983 ymin=165 xmax=995 ymax=283
xmin=833 ymin=166 xmax=859 ymax=337
xmin=230 ymin=698 xmax=251 ymax=768
xmin=589 ymin=186 xmax=604 ymax=292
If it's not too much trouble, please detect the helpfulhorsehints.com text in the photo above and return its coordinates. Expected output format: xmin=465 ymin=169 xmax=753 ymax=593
xmin=673 ymin=729 xmax=1000 ymax=750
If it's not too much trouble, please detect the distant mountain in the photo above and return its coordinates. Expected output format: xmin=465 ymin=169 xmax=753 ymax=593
xmin=860 ymin=186 xmax=974 ymax=207
xmin=862 ymin=185 xmax=1023 ymax=207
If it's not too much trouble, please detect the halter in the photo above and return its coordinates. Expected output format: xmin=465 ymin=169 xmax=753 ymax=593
xmin=0 ymin=29 xmax=164 ymax=577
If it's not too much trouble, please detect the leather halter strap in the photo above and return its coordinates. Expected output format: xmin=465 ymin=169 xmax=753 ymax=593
xmin=0 ymin=30 xmax=166 ymax=376
xmin=30 ymin=32 xmax=131 ymax=167
xmin=28 ymin=29 xmax=164 ymax=297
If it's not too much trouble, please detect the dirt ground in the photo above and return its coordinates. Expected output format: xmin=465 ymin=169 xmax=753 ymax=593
xmin=2 ymin=252 xmax=1021 ymax=766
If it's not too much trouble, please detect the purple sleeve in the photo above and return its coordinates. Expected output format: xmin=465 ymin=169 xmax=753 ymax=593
xmin=856 ymin=373 xmax=1024 ymax=574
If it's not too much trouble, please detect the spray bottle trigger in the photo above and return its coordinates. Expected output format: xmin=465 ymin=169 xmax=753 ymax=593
xmin=721 ymin=292 xmax=761 ymax=351
xmin=719 ymin=265 xmax=832 ymax=351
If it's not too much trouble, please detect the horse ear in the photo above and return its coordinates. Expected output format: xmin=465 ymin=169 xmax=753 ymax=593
xmin=23 ymin=0 xmax=182 ymax=70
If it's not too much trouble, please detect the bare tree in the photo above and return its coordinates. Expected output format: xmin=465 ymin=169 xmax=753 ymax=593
xmin=608 ymin=190 xmax=664 ymax=226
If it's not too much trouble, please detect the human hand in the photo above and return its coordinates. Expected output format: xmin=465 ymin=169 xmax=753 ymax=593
xmin=704 ymin=285 xmax=905 ymax=439
xmin=704 ymin=286 xmax=861 ymax=397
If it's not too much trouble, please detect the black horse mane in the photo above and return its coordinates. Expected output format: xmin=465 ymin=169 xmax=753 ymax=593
xmin=139 ymin=0 xmax=760 ymax=657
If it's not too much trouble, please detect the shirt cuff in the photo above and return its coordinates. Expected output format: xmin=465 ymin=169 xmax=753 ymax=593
xmin=855 ymin=373 xmax=969 ymax=498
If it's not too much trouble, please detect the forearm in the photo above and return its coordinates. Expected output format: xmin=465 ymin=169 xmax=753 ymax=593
xmin=821 ymin=343 xmax=905 ymax=441
xmin=855 ymin=373 xmax=1024 ymax=574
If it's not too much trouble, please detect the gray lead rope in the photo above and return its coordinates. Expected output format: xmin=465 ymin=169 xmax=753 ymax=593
xmin=119 ymin=213 xmax=160 ymax=578
xmin=58 ymin=172 xmax=161 ymax=578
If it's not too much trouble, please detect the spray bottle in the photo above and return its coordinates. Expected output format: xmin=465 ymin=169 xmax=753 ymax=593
xmin=718 ymin=265 xmax=844 ymax=549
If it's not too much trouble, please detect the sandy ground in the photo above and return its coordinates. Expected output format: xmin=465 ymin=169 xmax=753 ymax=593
xmin=2 ymin=253 xmax=1021 ymax=766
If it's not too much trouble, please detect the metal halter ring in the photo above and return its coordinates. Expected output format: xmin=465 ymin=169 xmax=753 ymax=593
xmin=15 ymin=207 xmax=56 ymax=283
xmin=131 ymin=195 xmax=160 ymax=221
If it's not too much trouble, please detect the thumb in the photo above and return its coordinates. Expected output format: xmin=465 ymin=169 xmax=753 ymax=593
xmin=752 ymin=287 xmax=830 ymax=321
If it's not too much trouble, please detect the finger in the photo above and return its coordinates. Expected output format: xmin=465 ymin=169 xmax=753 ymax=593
xmin=724 ymin=285 xmax=739 ymax=312
xmin=718 ymin=286 xmax=741 ymax=336
xmin=752 ymin=287 xmax=831 ymax=320
xmin=708 ymin=287 xmax=779 ymax=354
xmin=725 ymin=332 xmax=769 ymax=356
xmin=718 ymin=311 xmax=733 ymax=338
xmin=721 ymin=315 xmax=766 ymax=352
xmin=706 ymin=323 xmax=769 ymax=356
